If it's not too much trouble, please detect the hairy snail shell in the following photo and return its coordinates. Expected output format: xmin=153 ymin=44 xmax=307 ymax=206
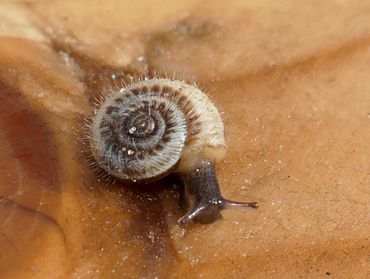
xmin=90 ymin=78 xmax=225 ymax=182
xmin=89 ymin=78 xmax=257 ymax=224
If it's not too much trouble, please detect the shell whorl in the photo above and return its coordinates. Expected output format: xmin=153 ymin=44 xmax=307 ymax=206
xmin=89 ymin=78 xmax=226 ymax=182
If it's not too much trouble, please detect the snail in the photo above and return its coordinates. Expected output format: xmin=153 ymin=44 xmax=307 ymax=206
xmin=88 ymin=78 xmax=258 ymax=224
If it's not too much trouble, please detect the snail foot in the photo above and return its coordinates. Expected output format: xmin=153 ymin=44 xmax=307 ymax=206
xmin=178 ymin=198 xmax=223 ymax=224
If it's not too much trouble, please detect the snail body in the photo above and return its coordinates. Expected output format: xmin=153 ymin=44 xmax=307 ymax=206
xmin=89 ymin=78 xmax=257 ymax=224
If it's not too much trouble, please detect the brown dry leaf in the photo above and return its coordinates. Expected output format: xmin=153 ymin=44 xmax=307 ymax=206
xmin=0 ymin=0 xmax=369 ymax=278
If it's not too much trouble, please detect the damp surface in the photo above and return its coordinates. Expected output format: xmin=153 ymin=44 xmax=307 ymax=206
xmin=0 ymin=0 xmax=369 ymax=278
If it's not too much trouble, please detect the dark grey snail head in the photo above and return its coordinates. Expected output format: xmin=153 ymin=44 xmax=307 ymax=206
xmin=178 ymin=160 xmax=258 ymax=224
xmin=88 ymin=78 xmax=258 ymax=224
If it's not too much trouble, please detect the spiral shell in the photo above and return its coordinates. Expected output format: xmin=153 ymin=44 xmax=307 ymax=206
xmin=89 ymin=78 xmax=226 ymax=182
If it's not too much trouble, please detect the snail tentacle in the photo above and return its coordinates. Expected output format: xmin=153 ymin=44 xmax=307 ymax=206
xmin=221 ymin=198 xmax=259 ymax=210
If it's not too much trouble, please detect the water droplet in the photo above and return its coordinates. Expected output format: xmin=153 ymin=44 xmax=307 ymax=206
xmin=148 ymin=231 xmax=155 ymax=242
xmin=127 ymin=149 xmax=134 ymax=155
xmin=128 ymin=127 xmax=137 ymax=134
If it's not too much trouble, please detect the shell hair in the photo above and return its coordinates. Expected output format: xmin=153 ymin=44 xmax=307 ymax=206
xmin=89 ymin=78 xmax=226 ymax=183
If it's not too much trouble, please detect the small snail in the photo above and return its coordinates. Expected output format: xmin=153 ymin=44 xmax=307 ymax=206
xmin=89 ymin=78 xmax=258 ymax=224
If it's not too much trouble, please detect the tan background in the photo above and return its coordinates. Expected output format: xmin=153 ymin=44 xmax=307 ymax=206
xmin=0 ymin=0 xmax=369 ymax=278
